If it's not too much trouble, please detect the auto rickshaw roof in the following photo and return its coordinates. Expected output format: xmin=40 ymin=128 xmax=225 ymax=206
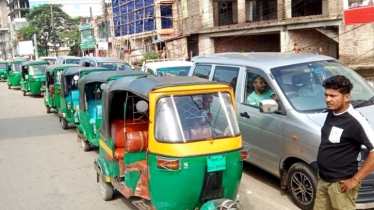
xmin=0 ymin=61 xmax=8 ymax=64
xmin=10 ymin=59 xmax=27 ymax=64
xmin=85 ymin=57 xmax=129 ymax=64
xmin=46 ymin=64 xmax=80 ymax=72
xmin=62 ymin=66 xmax=109 ymax=77
xmin=108 ymin=76 xmax=217 ymax=99
xmin=21 ymin=60 xmax=49 ymax=66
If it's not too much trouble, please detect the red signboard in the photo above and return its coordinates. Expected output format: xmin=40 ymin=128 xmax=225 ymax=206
xmin=344 ymin=5 xmax=374 ymax=25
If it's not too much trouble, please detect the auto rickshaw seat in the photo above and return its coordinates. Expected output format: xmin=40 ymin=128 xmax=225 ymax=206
xmin=111 ymin=119 xmax=149 ymax=159
xmin=188 ymin=126 xmax=213 ymax=140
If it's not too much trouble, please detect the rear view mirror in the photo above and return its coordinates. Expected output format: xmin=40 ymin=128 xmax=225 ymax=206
xmin=259 ymin=99 xmax=278 ymax=114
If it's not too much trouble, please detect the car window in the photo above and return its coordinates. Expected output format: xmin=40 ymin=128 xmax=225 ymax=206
xmin=83 ymin=61 xmax=90 ymax=67
xmin=244 ymin=69 xmax=277 ymax=108
xmin=147 ymin=67 xmax=155 ymax=75
xmin=212 ymin=66 xmax=239 ymax=92
xmin=192 ymin=65 xmax=211 ymax=79
xmin=89 ymin=61 xmax=95 ymax=67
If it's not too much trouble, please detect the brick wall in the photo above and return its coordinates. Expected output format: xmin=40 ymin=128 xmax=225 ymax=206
xmin=339 ymin=23 xmax=374 ymax=66
xmin=288 ymin=29 xmax=333 ymax=55
xmin=214 ymin=34 xmax=281 ymax=53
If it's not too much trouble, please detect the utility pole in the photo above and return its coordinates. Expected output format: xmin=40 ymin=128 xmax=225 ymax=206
xmin=34 ymin=34 xmax=39 ymax=60
xmin=90 ymin=7 xmax=92 ymax=22
xmin=50 ymin=4 xmax=56 ymax=57
xmin=103 ymin=0 xmax=108 ymax=42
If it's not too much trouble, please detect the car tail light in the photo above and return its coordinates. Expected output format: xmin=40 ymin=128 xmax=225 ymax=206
xmin=56 ymin=89 xmax=61 ymax=94
xmin=156 ymin=157 xmax=181 ymax=170
xmin=240 ymin=148 xmax=250 ymax=160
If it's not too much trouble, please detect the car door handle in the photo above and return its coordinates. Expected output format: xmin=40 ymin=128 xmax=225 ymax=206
xmin=240 ymin=112 xmax=250 ymax=118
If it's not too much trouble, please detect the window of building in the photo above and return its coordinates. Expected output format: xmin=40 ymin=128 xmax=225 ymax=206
xmin=245 ymin=0 xmax=278 ymax=22
xmin=213 ymin=0 xmax=238 ymax=26
xmin=292 ymin=0 xmax=322 ymax=17
xmin=160 ymin=4 xmax=173 ymax=29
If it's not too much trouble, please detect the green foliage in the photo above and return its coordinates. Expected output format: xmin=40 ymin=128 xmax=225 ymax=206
xmin=145 ymin=52 xmax=159 ymax=60
xmin=19 ymin=4 xmax=80 ymax=55
xmin=68 ymin=44 xmax=79 ymax=56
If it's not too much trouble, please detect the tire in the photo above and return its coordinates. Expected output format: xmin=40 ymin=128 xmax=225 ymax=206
xmin=98 ymin=174 xmax=113 ymax=201
xmin=81 ymin=138 xmax=91 ymax=152
xmin=23 ymin=90 xmax=26 ymax=96
xmin=287 ymin=162 xmax=318 ymax=210
xmin=60 ymin=117 xmax=68 ymax=130
xmin=8 ymin=84 xmax=10 ymax=89
xmin=46 ymin=105 xmax=51 ymax=114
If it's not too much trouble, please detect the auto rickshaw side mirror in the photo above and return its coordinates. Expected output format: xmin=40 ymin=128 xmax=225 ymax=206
xmin=100 ymin=83 xmax=107 ymax=90
xmin=136 ymin=100 xmax=148 ymax=113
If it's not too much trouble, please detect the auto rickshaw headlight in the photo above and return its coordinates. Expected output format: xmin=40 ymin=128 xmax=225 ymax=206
xmin=156 ymin=157 xmax=181 ymax=170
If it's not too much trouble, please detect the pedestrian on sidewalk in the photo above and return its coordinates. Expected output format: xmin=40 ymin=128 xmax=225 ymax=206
xmin=314 ymin=75 xmax=374 ymax=210
xmin=314 ymin=47 xmax=323 ymax=55
xmin=292 ymin=43 xmax=302 ymax=53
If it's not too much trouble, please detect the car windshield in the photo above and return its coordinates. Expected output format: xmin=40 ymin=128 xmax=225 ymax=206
xmin=12 ymin=63 xmax=21 ymax=72
xmin=271 ymin=60 xmax=374 ymax=112
xmin=156 ymin=66 xmax=191 ymax=76
xmin=65 ymin=59 xmax=80 ymax=64
xmin=0 ymin=64 xmax=6 ymax=69
xmin=29 ymin=65 xmax=48 ymax=75
xmin=98 ymin=62 xmax=132 ymax=71
xmin=155 ymin=92 xmax=240 ymax=143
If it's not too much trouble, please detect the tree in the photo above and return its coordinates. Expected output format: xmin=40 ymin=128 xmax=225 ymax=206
xmin=20 ymin=4 xmax=80 ymax=56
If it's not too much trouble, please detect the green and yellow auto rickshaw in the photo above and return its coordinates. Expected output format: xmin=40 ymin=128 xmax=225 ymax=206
xmin=44 ymin=64 xmax=80 ymax=114
xmin=77 ymin=70 xmax=151 ymax=151
xmin=94 ymin=76 xmax=247 ymax=210
xmin=0 ymin=61 xmax=8 ymax=82
xmin=20 ymin=61 xmax=49 ymax=96
xmin=7 ymin=59 xmax=27 ymax=89
xmin=59 ymin=67 xmax=114 ymax=130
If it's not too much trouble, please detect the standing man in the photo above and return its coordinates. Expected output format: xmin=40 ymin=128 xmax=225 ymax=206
xmin=314 ymin=75 xmax=374 ymax=210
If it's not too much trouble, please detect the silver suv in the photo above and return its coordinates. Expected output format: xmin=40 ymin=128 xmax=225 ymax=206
xmin=189 ymin=52 xmax=374 ymax=209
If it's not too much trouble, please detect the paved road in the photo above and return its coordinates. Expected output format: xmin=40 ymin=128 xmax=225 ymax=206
xmin=0 ymin=82 xmax=299 ymax=210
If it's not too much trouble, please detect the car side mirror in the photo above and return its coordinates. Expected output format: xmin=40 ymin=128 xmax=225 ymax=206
xmin=259 ymin=99 xmax=278 ymax=114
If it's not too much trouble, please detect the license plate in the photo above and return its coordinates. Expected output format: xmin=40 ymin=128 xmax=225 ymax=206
xmin=207 ymin=154 xmax=226 ymax=172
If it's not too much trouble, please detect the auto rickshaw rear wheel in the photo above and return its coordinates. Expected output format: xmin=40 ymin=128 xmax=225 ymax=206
xmin=8 ymin=84 xmax=10 ymax=89
xmin=98 ymin=174 xmax=113 ymax=201
xmin=60 ymin=117 xmax=68 ymax=130
xmin=81 ymin=138 xmax=91 ymax=152
xmin=23 ymin=90 xmax=26 ymax=96
xmin=46 ymin=105 xmax=51 ymax=114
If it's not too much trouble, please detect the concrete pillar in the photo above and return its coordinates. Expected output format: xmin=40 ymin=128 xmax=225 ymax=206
xmin=322 ymin=0 xmax=328 ymax=15
xmin=237 ymin=0 xmax=246 ymax=24
xmin=201 ymin=0 xmax=214 ymax=28
xmin=198 ymin=34 xmax=215 ymax=55
xmin=280 ymin=27 xmax=290 ymax=53
xmin=285 ymin=0 xmax=292 ymax=18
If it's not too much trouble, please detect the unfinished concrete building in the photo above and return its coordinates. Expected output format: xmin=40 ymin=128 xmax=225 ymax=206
xmin=180 ymin=0 xmax=374 ymax=74
xmin=8 ymin=0 xmax=29 ymax=57
xmin=0 ymin=0 xmax=11 ymax=60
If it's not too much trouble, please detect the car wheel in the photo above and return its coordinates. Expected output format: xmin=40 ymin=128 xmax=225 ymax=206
xmin=98 ymin=174 xmax=113 ymax=201
xmin=81 ymin=138 xmax=91 ymax=152
xmin=46 ymin=105 xmax=51 ymax=114
xmin=287 ymin=162 xmax=317 ymax=210
xmin=60 ymin=117 xmax=68 ymax=130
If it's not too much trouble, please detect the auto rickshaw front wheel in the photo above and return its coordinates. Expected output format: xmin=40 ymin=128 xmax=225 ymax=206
xmin=60 ymin=117 xmax=68 ymax=130
xmin=8 ymin=84 xmax=10 ymax=89
xmin=23 ymin=90 xmax=26 ymax=96
xmin=46 ymin=105 xmax=51 ymax=114
xmin=80 ymin=137 xmax=91 ymax=152
xmin=98 ymin=174 xmax=113 ymax=201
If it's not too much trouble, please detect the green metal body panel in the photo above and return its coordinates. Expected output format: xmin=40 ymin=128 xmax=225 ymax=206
xmin=0 ymin=69 xmax=8 ymax=81
xmin=147 ymin=151 xmax=242 ymax=209
xmin=21 ymin=75 xmax=46 ymax=94
xmin=98 ymin=139 xmax=117 ymax=175
xmin=60 ymin=93 xmax=79 ymax=125
xmin=78 ymin=111 xmax=102 ymax=146
xmin=7 ymin=60 xmax=25 ymax=87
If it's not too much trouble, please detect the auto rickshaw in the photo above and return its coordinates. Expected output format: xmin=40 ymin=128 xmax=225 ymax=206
xmin=94 ymin=76 xmax=247 ymax=210
xmin=7 ymin=59 xmax=27 ymax=89
xmin=59 ymin=67 xmax=114 ymax=130
xmin=77 ymin=70 xmax=150 ymax=151
xmin=0 ymin=61 xmax=8 ymax=82
xmin=20 ymin=61 xmax=49 ymax=96
xmin=44 ymin=64 xmax=80 ymax=114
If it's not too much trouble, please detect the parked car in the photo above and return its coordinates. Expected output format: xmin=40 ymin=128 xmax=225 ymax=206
xmin=79 ymin=57 xmax=132 ymax=71
xmin=141 ymin=60 xmax=192 ymax=76
xmin=55 ymin=56 xmax=81 ymax=65
xmin=189 ymin=52 xmax=374 ymax=209
xmin=39 ymin=57 xmax=57 ymax=64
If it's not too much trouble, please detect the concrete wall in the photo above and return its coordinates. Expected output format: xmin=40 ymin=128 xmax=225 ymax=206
xmin=214 ymin=34 xmax=280 ymax=53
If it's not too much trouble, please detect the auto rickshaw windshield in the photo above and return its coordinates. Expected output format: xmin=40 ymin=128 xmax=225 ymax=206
xmin=0 ymin=64 xmax=7 ymax=69
xmin=29 ymin=64 xmax=48 ymax=75
xmin=98 ymin=62 xmax=132 ymax=71
xmin=12 ymin=63 xmax=22 ymax=72
xmin=155 ymin=92 xmax=240 ymax=143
